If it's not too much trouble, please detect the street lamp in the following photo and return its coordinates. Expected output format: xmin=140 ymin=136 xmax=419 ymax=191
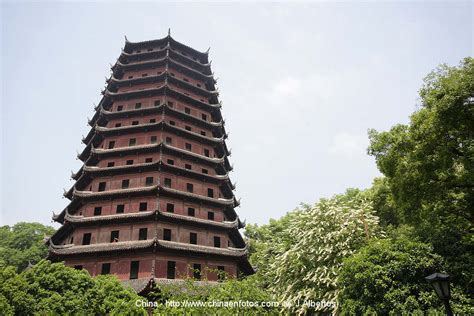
xmin=425 ymin=272 xmax=453 ymax=316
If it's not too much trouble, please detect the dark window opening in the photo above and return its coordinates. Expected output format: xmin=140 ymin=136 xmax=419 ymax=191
xmin=165 ymin=137 xmax=172 ymax=145
xmin=116 ymin=204 xmax=124 ymax=213
xmin=145 ymin=158 xmax=153 ymax=163
xmin=107 ymin=162 xmax=115 ymax=167
xmin=129 ymin=138 xmax=136 ymax=146
xmin=185 ymin=164 xmax=192 ymax=170
xmin=185 ymin=107 xmax=191 ymax=114
xmin=185 ymin=126 xmax=192 ymax=131
xmin=208 ymin=211 xmax=214 ymax=220
xmin=193 ymin=264 xmax=201 ymax=280
xmin=110 ymin=230 xmax=119 ymax=243
xmin=188 ymin=207 xmax=195 ymax=216
xmin=166 ymin=203 xmax=174 ymax=213
xmin=167 ymin=261 xmax=176 ymax=279
xmin=207 ymin=188 xmax=214 ymax=198
xmin=214 ymin=236 xmax=221 ymax=248
xmin=108 ymin=141 xmax=115 ymax=149
xmin=101 ymin=263 xmax=111 ymax=275
xmin=130 ymin=261 xmax=139 ymax=279
xmin=197 ymin=83 xmax=202 ymax=88
xmin=201 ymin=114 xmax=207 ymax=121
xmin=190 ymin=232 xmax=197 ymax=244
xmin=132 ymin=120 xmax=139 ymax=125
xmin=150 ymin=136 xmax=157 ymax=143
xmin=202 ymin=169 xmax=208 ymax=174
xmin=164 ymin=178 xmax=171 ymax=188
xmin=183 ymin=77 xmax=189 ymax=82
xmin=204 ymin=149 xmax=210 ymax=157
xmin=167 ymin=101 xmax=174 ymax=107
xmin=139 ymin=202 xmax=147 ymax=212
xmin=201 ymin=131 xmax=206 ymax=136
xmin=217 ymin=266 xmax=225 ymax=281
xmin=98 ymin=182 xmax=106 ymax=192
xmin=135 ymin=103 xmax=142 ymax=109
xmin=169 ymin=120 xmax=175 ymax=126
xmin=145 ymin=177 xmax=153 ymax=186
xmin=115 ymin=123 xmax=122 ymax=128
xmin=141 ymin=73 xmax=148 ymax=77
xmin=139 ymin=228 xmax=148 ymax=240
xmin=126 ymin=160 xmax=134 ymax=165
xmin=185 ymin=143 xmax=192 ymax=151
xmin=150 ymin=119 xmax=156 ymax=123
xmin=154 ymin=100 xmax=161 ymax=106
xmin=186 ymin=183 xmax=193 ymax=193
xmin=163 ymin=229 xmax=171 ymax=241
xmin=94 ymin=207 xmax=102 ymax=216
xmin=167 ymin=159 xmax=174 ymax=165
xmin=117 ymin=105 xmax=123 ymax=112
xmin=74 ymin=265 xmax=83 ymax=270
xmin=122 ymin=179 xmax=130 ymax=189
xmin=82 ymin=233 xmax=91 ymax=245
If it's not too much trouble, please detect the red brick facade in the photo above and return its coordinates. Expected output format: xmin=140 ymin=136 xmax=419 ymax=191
xmin=48 ymin=35 xmax=252 ymax=288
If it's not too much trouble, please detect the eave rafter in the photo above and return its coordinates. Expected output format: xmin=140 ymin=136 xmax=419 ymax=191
xmin=55 ymin=185 xmax=239 ymax=224
xmin=66 ymin=160 xmax=234 ymax=200
xmin=48 ymin=238 xmax=247 ymax=258
xmin=84 ymin=104 xmax=226 ymax=145
xmin=78 ymin=142 xmax=232 ymax=173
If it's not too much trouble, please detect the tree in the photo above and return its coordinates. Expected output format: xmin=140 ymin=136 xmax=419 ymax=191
xmin=339 ymin=226 xmax=474 ymax=314
xmin=367 ymin=177 xmax=400 ymax=227
xmin=0 ymin=222 xmax=55 ymax=271
xmin=268 ymin=190 xmax=382 ymax=314
xmin=244 ymin=209 xmax=302 ymax=290
xmin=151 ymin=274 xmax=279 ymax=315
xmin=368 ymin=57 xmax=474 ymax=290
xmin=339 ymin=226 xmax=443 ymax=314
xmin=0 ymin=260 xmax=147 ymax=315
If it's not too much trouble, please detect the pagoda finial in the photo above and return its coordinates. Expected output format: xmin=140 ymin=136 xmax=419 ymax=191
xmin=168 ymin=28 xmax=171 ymax=37
xmin=124 ymin=35 xmax=129 ymax=43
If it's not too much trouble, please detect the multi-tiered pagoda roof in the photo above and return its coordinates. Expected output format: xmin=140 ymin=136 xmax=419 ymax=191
xmin=47 ymin=32 xmax=253 ymax=292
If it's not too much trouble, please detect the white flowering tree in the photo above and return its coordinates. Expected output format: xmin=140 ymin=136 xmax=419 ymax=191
xmin=270 ymin=191 xmax=381 ymax=315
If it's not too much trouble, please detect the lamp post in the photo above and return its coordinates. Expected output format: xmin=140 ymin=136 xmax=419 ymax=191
xmin=425 ymin=272 xmax=453 ymax=316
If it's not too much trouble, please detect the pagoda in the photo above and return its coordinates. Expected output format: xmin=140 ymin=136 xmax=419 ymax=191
xmin=47 ymin=32 xmax=253 ymax=292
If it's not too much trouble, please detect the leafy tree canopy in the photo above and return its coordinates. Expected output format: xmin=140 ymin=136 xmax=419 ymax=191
xmin=339 ymin=226 xmax=473 ymax=314
xmin=0 ymin=260 xmax=146 ymax=315
xmin=0 ymin=222 xmax=55 ymax=272
xmin=150 ymin=274 xmax=278 ymax=315
xmin=368 ymin=57 xmax=474 ymax=289
xmin=246 ymin=189 xmax=382 ymax=314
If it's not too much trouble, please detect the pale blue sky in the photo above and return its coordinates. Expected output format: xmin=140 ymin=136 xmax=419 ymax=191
xmin=1 ymin=1 xmax=472 ymax=228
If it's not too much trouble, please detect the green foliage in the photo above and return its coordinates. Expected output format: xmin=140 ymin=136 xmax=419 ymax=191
xmin=247 ymin=190 xmax=382 ymax=314
xmin=244 ymin=209 xmax=301 ymax=289
xmin=339 ymin=226 xmax=445 ymax=314
xmin=0 ymin=222 xmax=55 ymax=272
xmin=0 ymin=260 xmax=146 ymax=315
xmin=368 ymin=57 xmax=474 ymax=290
xmin=368 ymin=177 xmax=400 ymax=227
xmin=151 ymin=274 xmax=278 ymax=315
